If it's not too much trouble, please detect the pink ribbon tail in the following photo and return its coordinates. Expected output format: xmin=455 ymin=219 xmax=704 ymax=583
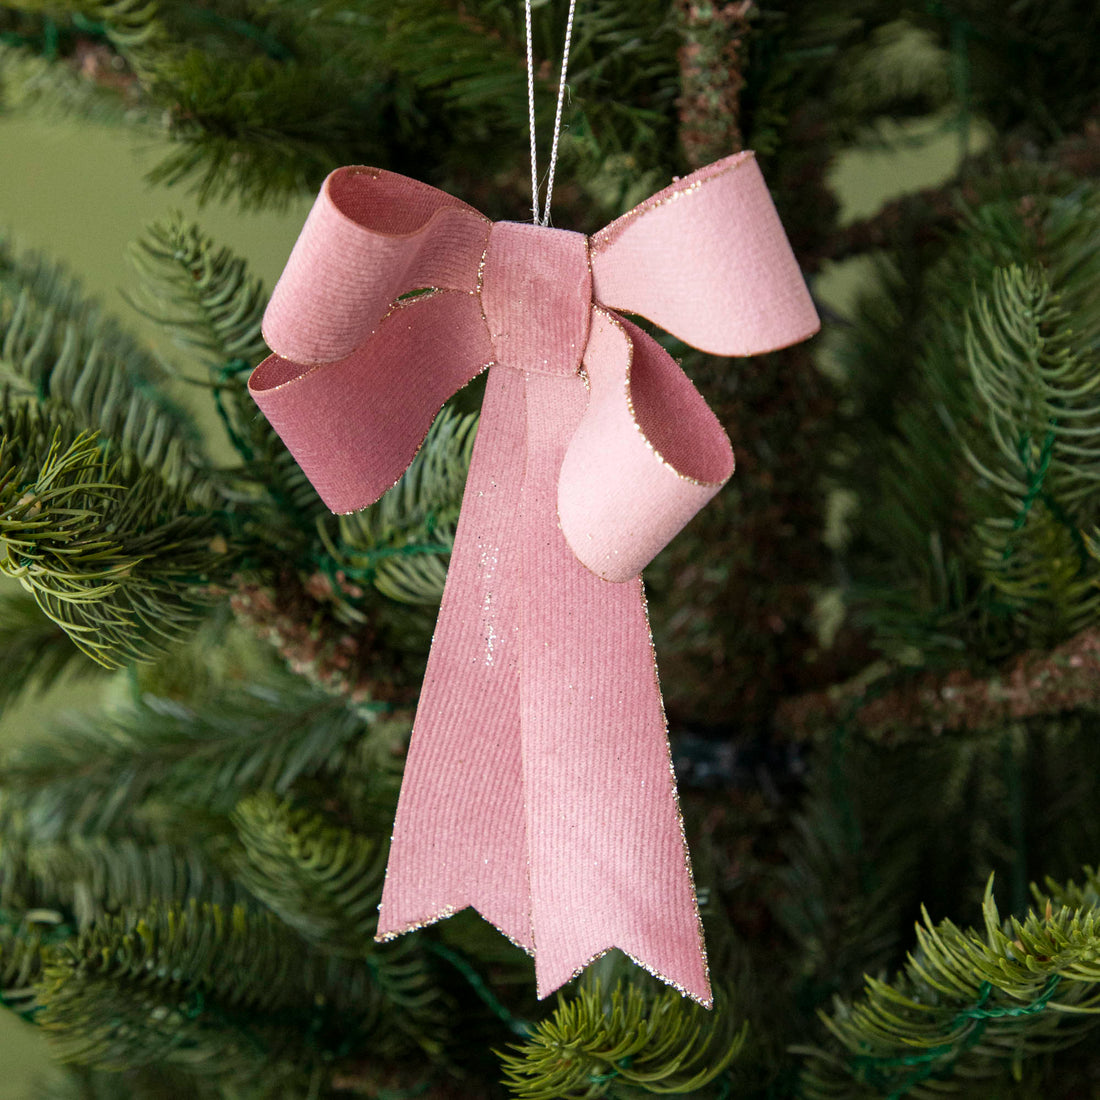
xmin=375 ymin=362 xmax=535 ymax=952
xmin=377 ymin=348 xmax=715 ymax=1005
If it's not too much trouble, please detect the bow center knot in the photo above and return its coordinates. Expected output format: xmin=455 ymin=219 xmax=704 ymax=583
xmin=479 ymin=222 xmax=591 ymax=377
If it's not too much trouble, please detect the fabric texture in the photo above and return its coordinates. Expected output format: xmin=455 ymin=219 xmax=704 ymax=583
xmin=249 ymin=150 xmax=819 ymax=1005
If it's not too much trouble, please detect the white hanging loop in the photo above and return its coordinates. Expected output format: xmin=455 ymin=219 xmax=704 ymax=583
xmin=525 ymin=0 xmax=578 ymax=226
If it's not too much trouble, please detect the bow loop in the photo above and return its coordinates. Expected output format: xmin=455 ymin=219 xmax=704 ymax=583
xmin=558 ymin=309 xmax=734 ymax=581
xmin=590 ymin=151 xmax=819 ymax=357
xmin=263 ymin=167 xmax=490 ymax=367
xmin=251 ymin=167 xmax=496 ymax=515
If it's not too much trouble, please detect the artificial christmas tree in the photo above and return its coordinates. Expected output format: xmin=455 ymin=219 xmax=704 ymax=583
xmin=2 ymin=2 xmax=1100 ymax=1097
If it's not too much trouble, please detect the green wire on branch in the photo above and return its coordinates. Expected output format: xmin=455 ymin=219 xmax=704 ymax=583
xmin=326 ymin=407 xmax=479 ymax=606
xmin=798 ymin=871 xmax=1100 ymax=1098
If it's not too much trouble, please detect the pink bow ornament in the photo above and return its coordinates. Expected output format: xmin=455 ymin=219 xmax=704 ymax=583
xmin=249 ymin=151 xmax=819 ymax=1006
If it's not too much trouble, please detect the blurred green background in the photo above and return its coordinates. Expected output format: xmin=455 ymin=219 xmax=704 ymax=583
xmin=0 ymin=111 xmax=310 ymax=1097
xmin=0 ymin=108 xmax=982 ymax=1097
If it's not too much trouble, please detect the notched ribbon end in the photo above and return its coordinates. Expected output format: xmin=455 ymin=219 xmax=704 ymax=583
xmin=534 ymin=944 xmax=713 ymax=1009
xmin=377 ymin=897 xmax=536 ymax=957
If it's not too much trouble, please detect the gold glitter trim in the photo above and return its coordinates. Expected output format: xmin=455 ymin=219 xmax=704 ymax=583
xmin=326 ymin=165 xmax=492 ymax=240
xmin=590 ymin=151 xmax=755 ymax=255
xmin=579 ymin=234 xmax=594 ymax=379
xmin=476 ymin=241 xmax=489 ymax=298
xmin=641 ymin=577 xmax=713 ymax=1008
xmin=260 ymin=288 xmax=445 ymax=380
xmin=538 ymin=943 xmax=713 ymax=1009
xmin=375 ymin=904 xmax=536 ymax=959
xmin=374 ymin=904 xmax=460 ymax=942
xmin=594 ymin=306 xmax=732 ymax=489
xmin=475 ymin=239 xmax=494 ymax=358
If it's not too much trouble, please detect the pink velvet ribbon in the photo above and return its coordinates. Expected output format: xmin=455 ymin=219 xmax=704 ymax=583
xmin=249 ymin=151 xmax=819 ymax=1006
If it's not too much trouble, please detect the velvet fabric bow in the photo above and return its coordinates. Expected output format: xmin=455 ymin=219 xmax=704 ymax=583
xmin=249 ymin=151 xmax=818 ymax=1005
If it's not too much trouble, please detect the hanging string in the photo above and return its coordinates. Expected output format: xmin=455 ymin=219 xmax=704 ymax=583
xmin=525 ymin=0 xmax=540 ymax=223
xmin=542 ymin=0 xmax=577 ymax=226
xmin=525 ymin=0 xmax=579 ymax=226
